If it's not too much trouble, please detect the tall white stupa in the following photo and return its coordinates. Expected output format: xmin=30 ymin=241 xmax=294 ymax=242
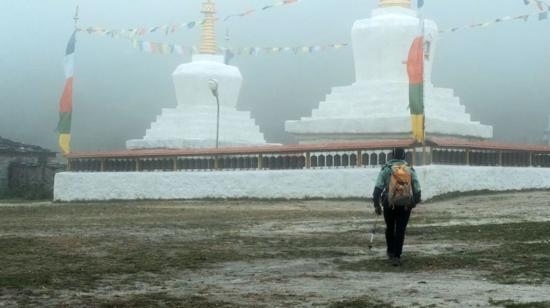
xmin=285 ymin=0 xmax=493 ymax=143
xmin=127 ymin=0 xmax=266 ymax=149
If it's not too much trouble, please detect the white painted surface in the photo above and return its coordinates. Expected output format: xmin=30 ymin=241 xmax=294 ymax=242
xmin=127 ymin=105 xmax=266 ymax=149
xmin=173 ymin=54 xmax=241 ymax=109
xmin=353 ymin=7 xmax=438 ymax=83
xmin=286 ymin=7 xmax=493 ymax=141
xmin=128 ymin=54 xmax=266 ymax=149
xmin=54 ymin=166 xmax=550 ymax=202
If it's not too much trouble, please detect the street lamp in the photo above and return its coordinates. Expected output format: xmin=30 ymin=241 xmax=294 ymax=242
xmin=208 ymin=78 xmax=220 ymax=149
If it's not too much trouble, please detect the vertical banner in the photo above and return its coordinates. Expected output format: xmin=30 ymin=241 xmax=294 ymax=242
xmin=407 ymin=36 xmax=425 ymax=144
xmin=56 ymin=31 xmax=77 ymax=155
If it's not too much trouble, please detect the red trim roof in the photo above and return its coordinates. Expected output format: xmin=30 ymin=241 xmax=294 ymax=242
xmin=66 ymin=139 xmax=417 ymax=159
xmin=430 ymin=137 xmax=550 ymax=153
xmin=65 ymin=138 xmax=550 ymax=159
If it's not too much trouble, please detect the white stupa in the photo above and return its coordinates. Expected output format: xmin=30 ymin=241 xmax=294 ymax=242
xmin=285 ymin=0 xmax=493 ymax=142
xmin=127 ymin=0 xmax=266 ymax=149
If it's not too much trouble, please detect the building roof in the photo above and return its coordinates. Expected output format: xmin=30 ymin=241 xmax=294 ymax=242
xmin=65 ymin=138 xmax=550 ymax=160
xmin=429 ymin=137 xmax=550 ymax=153
xmin=0 ymin=136 xmax=56 ymax=156
xmin=67 ymin=139 xmax=416 ymax=159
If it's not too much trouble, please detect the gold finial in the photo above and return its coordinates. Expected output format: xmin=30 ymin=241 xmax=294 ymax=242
xmin=379 ymin=0 xmax=411 ymax=8
xmin=200 ymin=0 xmax=217 ymax=55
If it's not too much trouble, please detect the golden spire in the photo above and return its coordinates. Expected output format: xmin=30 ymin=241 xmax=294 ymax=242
xmin=200 ymin=0 xmax=218 ymax=54
xmin=379 ymin=0 xmax=411 ymax=8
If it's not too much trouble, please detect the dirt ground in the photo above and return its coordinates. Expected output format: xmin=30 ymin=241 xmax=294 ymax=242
xmin=1 ymin=191 xmax=550 ymax=307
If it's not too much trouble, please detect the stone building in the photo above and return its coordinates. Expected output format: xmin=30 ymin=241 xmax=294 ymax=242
xmin=0 ymin=136 xmax=58 ymax=197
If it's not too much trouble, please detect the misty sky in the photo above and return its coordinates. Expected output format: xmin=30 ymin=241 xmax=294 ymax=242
xmin=1 ymin=0 xmax=549 ymax=152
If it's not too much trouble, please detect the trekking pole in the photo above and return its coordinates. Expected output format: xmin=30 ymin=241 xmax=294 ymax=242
xmin=368 ymin=216 xmax=380 ymax=250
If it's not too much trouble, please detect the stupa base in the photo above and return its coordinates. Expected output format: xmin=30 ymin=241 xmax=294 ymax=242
xmin=126 ymin=138 xmax=267 ymax=150
xmin=287 ymin=116 xmax=493 ymax=144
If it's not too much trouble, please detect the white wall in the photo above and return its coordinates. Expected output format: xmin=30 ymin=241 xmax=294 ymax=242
xmin=54 ymin=165 xmax=550 ymax=202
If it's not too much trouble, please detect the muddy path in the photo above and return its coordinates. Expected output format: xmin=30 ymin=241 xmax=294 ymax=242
xmin=1 ymin=191 xmax=549 ymax=307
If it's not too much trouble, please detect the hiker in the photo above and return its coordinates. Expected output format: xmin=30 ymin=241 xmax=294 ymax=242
xmin=372 ymin=148 xmax=421 ymax=266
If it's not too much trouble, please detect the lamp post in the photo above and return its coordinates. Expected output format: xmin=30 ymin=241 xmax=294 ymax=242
xmin=208 ymin=79 xmax=220 ymax=149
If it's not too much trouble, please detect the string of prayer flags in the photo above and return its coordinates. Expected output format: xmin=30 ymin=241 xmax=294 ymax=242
xmin=224 ymin=0 xmax=301 ymax=21
xmin=132 ymin=40 xmax=197 ymax=56
xmin=77 ymin=20 xmax=200 ymax=39
xmin=523 ymin=0 xmax=550 ymax=11
xmin=231 ymin=43 xmax=348 ymax=56
xmin=439 ymin=10 xmax=548 ymax=34
xmin=523 ymin=0 xmax=550 ymax=19
xmin=129 ymin=39 xmax=348 ymax=57
xmin=78 ymin=0 xmax=304 ymax=38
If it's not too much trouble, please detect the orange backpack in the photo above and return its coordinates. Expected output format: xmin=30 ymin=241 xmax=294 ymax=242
xmin=387 ymin=163 xmax=414 ymax=207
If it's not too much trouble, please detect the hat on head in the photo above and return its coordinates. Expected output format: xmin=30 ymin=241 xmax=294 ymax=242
xmin=392 ymin=148 xmax=406 ymax=160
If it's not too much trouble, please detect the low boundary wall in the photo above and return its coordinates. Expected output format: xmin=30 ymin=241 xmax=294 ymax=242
xmin=54 ymin=166 xmax=550 ymax=202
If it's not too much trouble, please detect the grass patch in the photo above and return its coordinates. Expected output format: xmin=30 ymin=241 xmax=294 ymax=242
xmin=93 ymin=293 xmax=238 ymax=308
xmin=0 ymin=235 xmax=246 ymax=290
xmin=489 ymin=299 xmax=550 ymax=308
xmin=424 ymin=189 xmax=548 ymax=204
xmin=338 ymin=222 xmax=550 ymax=285
xmin=409 ymin=221 xmax=550 ymax=243
xmin=0 ymin=231 xmax=364 ymax=290
xmin=329 ymin=295 xmax=399 ymax=308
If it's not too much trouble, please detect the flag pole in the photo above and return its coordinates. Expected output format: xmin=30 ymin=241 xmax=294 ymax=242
xmin=58 ymin=6 xmax=79 ymax=156
xmin=419 ymin=0 xmax=427 ymax=165
xmin=73 ymin=5 xmax=79 ymax=30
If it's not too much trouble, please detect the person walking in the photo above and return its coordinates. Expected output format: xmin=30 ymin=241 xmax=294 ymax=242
xmin=372 ymin=148 xmax=421 ymax=266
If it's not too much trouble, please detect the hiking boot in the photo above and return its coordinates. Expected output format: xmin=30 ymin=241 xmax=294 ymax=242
xmin=387 ymin=252 xmax=395 ymax=260
xmin=392 ymin=257 xmax=401 ymax=267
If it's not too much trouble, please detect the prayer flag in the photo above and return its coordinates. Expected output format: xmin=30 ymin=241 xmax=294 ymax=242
xmin=407 ymin=36 xmax=425 ymax=143
xmin=56 ymin=31 xmax=77 ymax=155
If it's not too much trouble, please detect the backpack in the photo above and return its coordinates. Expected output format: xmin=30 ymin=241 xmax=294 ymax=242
xmin=387 ymin=162 xmax=414 ymax=207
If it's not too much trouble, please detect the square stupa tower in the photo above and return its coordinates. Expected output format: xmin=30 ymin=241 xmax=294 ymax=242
xmin=127 ymin=0 xmax=266 ymax=149
xmin=285 ymin=0 xmax=493 ymax=143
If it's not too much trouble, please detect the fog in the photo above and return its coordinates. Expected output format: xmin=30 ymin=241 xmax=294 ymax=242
xmin=1 ymin=0 xmax=549 ymax=151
